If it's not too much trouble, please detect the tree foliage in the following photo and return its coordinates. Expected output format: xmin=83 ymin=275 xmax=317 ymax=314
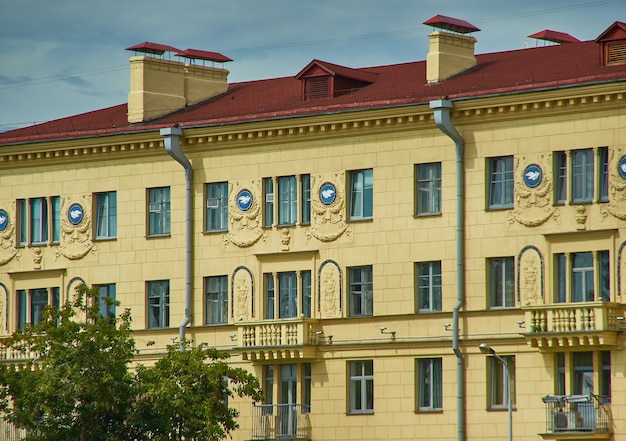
xmin=0 ymin=285 xmax=261 ymax=441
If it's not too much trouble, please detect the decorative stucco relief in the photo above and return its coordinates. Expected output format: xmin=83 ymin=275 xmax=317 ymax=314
xmin=306 ymin=173 xmax=351 ymax=242
xmin=517 ymin=245 xmax=544 ymax=306
xmin=0 ymin=203 xmax=18 ymax=266
xmin=232 ymin=266 xmax=254 ymax=322
xmin=225 ymin=181 xmax=266 ymax=248
xmin=55 ymin=195 xmax=95 ymax=260
xmin=507 ymin=155 xmax=558 ymax=227
xmin=0 ymin=284 xmax=7 ymax=335
xmin=600 ymin=148 xmax=626 ymax=220
xmin=318 ymin=259 xmax=341 ymax=318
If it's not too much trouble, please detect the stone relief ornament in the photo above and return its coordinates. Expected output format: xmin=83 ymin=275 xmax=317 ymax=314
xmin=0 ymin=204 xmax=18 ymax=266
xmin=319 ymin=260 xmax=341 ymax=318
xmin=232 ymin=267 xmax=253 ymax=322
xmin=507 ymin=155 xmax=558 ymax=227
xmin=225 ymin=181 xmax=266 ymax=248
xmin=600 ymin=148 xmax=626 ymax=220
xmin=306 ymin=173 xmax=351 ymax=242
xmin=55 ymin=195 xmax=95 ymax=260
xmin=517 ymin=246 xmax=543 ymax=306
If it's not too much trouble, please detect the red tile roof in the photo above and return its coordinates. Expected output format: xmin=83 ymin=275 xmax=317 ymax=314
xmin=2 ymin=38 xmax=626 ymax=146
xmin=528 ymin=30 xmax=581 ymax=44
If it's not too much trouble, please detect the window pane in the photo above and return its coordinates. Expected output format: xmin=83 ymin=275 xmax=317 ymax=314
xmin=278 ymin=176 xmax=297 ymax=225
xmin=206 ymin=182 xmax=228 ymax=231
xmin=264 ymin=178 xmax=274 ymax=227
xmin=17 ymin=199 xmax=27 ymax=246
xmin=31 ymin=288 xmax=48 ymax=325
xmin=598 ymin=147 xmax=609 ymax=202
xmin=51 ymin=196 xmax=61 ymax=243
xmin=490 ymin=355 xmax=515 ymax=408
xmin=148 ymin=187 xmax=170 ymax=235
xmin=416 ymin=163 xmax=441 ymax=215
xmin=278 ymin=272 xmax=297 ymax=318
xmin=96 ymin=192 xmax=117 ymax=239
xmin=302 ymin=271 xmax=311 ymax=318
xmin=418 ymin=261 xmax=442 ymax=312
xmin=572 ymin=252 xmax=594 ymax=302
xmin=489 ymin=257 xmax=514 ymax=308
xmin=97 ymin=284 xmax=116 ymax=319
xmin=147 ymin=281 xmax=169 ymax=328
xmin=488 ymin=157 xmax=514 ymax=208
xmin=556 ymin=254 xmax=566 ymax=303
xmin=572 ymin=149 xmax=594 ymax=203
xmin=418 ymin=358 xmax=442 ymax=410
xmin=349 ymin=169 xmax=373 ymax=219
xmin=301 ymin=174 xmax=311 ymax=225
xmin=206 ymin=276 xmax=228 ymax=324
xmin=599 ymin=251 xmax=610 ymax=301
xmin=349 ymin=266 xmax=373 ymax=316
xmin=265 ymin=273 xmax=275 ymax=319
xmin=349 ymin=361 xmax=373 ymax=413
xmin=555 ymin=152 xmax=567 ymax=204
xmin=30 ymin=198 xmax=48 ymax=243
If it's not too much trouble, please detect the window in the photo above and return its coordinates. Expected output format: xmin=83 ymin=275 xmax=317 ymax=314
xmin=417 ymin=261 xmax=442 ymax=312
xmin=554 ymin=351 xmax=611 ymax=403
xmin=349 ymin=360 xmax=373 ymax=413
xmin=264 ymin=364 xmax=274 ymax=406
xmin=487 ymin=355 xmax=515 ymax=409
xmin=205 ymin=182 xmax=228 ymax=232
xmin=264 ymin=178 xmax=274 ymax=227
xmin=265 ymin=271 xmax=312 ymax=319
xmin=147 ymin=280 xmax=169 ymax=328
xmin=17 ymin=287 xmax=59 ymax=330
xmin=278 ymin=176 xmax=297 ymax=225
xmin=554 ymin=147 xmax=608 ymax=204
xmin=349 ymin=169 xmax=373 ymax=220
xmin=348 ymin=266 xmax=373 ymax=317
xmin=556 ymin=251 xmax=609 ymax=302
xmin=488 ymin=257 xmax=515 ymax=308
xmin=205 ymin=275 xmax=228 ymax=324
xmin=417 ymin=358 xmax=442 ymax=411
xmin=96 ymin=284 xmax=116 ymax=319
xmin=301 ymin=174 xmax=311 ymax=225
xmin=303 ymin=363 xmax=312 ymax=412
xmin=95 ymin=191 xmax=117 ymax=239
xmin=16 ymin=197 xmax=60 ymax=246
xmin=487 ymin=156 xmax=514 ymax=209
xmin=416 ymin=163 xmax=441 ymax=215
xmin=147 ymin=187 xmax=170 ymax=236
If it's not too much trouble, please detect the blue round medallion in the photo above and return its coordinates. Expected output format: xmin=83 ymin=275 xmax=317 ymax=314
xmin=618 ymin=156 xmax=626 ymax=180
xmin=319 ymin=182 xmax=337 ymax=205
xmin=0 ymin=209 xmax=8 ymax=232
xmin=236 ymin=189 xmax=253 ymax=212
xmin=523 ymin=164 xmax=542 ymax=188
xmin=68 ymin=203 xmax=84 ymax=226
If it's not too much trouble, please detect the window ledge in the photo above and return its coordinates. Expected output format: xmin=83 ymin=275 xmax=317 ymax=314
xmin=146 ymin=234 xmax=171 ymax=239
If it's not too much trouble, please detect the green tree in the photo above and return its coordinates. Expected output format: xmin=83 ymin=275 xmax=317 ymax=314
xmin=0 ymin=285 xmax=262 ymax=441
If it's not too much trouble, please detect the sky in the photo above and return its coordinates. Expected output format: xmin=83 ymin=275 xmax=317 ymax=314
xmin=0 ymin=0 xmax=624 ymax=132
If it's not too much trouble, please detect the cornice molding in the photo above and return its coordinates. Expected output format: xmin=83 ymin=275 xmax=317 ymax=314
xmin=1 ymin=83 xmax=623 ymax=168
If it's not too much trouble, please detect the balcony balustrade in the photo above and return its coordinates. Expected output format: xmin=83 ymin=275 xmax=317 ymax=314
xmin=234 ymin=318 xmax=321 ymax=362
xmin=541 ymin=394 xmax=611 ymax=439
xmin=523 ymin=302 xmax=621 ymax=350
xmin=250 ymin=403 xmax=310 ymax=440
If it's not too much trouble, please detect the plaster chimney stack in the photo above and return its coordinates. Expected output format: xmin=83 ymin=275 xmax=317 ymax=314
xmin=423 ymin=15 xmax=480 ymax=84
xmin=125 ymin=43 xmax=232 ymax=124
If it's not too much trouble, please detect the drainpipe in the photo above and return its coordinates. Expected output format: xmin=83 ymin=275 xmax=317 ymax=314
xmin=160 ymin=127 xmax=193 ymax=351
xmin=430 ymin=99 xmax=465 ymax=441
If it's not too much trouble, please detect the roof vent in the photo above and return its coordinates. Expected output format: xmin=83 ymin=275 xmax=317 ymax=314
xmin=595 ymin=21 xmax=626 ymax=66
xmin=423 ymin=15 xmax=480 ymax=84
xmin=528 ymin=30 xmax=580 ymax=45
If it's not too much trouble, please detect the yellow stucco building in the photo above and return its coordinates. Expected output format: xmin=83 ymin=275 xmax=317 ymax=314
xmin=1 ymin=15 xmax=626 ymax=441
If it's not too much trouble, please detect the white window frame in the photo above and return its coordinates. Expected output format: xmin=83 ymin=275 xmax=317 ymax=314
xmin=147 ymin=280 xmax=170 ymax=329
xmin=487 ymin=156 xmax=514 ymax=209
xmin=348 ymin=266 xmax=373 ymax=317
xmin=488 ymin=355 xmax=515 ymax=409
xmin=417 ymin=358 xmax=443 ymax=411
xmin=205 ymin=275 xmax=228 ymax=324
xmin=147 ymin=187 xmax=170 ymax=236
xmin=416 ymin=163 xmax=441 ymax=215
xmin=417 ymin=261 xmax=442 ymax=312
xmin=95 ymin=191 xmax=117 ymax=239
xmin=205 ymin=182 xmax=229 ymax=232
xmin=349 ymin=169 xmax=373 ymax=220
xmin=349 ymin=360 xmax=374 ymax=413
xmin=488 ymin=257 xmax=515 ymax=309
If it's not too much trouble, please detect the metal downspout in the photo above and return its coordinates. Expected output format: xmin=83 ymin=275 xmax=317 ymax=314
xmin=160 ymin=127 xmax=193 ymax=351
xmin=430 ymin=99 xmax=466 ymax=441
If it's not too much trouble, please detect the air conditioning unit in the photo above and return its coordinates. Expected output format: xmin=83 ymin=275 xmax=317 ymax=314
xmin=206 ymin=198 xmax=219 ymax=209
xmin=265 ymin=193 xmax=274 ymax=203
xmin=553 ymin=411 xmax=581 ymax=431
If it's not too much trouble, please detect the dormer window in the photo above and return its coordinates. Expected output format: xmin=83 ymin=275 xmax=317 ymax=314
xmin=595 ymin=21 xmax=626 ymax=66
xmin=296 ymin=60 xmax=377 ymax=101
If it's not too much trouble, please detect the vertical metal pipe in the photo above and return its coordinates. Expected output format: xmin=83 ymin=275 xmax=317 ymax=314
xmin=430 ymin=99 xmax=466 ymax=441
xmin=161 ymin=127 xmax=193 ymax=351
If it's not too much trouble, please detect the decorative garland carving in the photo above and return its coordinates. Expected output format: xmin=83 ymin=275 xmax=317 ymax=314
xmin=306 ymin=173 xmax=350 ymax=242
xmin=55 ymin=195 xmax=95 ymax=260
xmin=225 ymin=181 xmax=266 ymax=248
xmin=600 ymin=147 xmax=626 ymax=220
xmin=507 ymin=154 xmax=558 ymax=227
xmin=0 ymin=202 xmax=18 ymax=266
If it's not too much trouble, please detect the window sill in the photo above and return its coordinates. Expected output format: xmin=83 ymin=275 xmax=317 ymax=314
xmin=347 ymin=217 xmax=373 ymax=223
xmin=486 ymin=205 xmax=513 ymax=211
xmin=414 ymin=212 xmax=442 ymax=218
xmin=346 ymin=411 xmax=374 ymax=415
xmin=94 ymin=236 xmax=117 ymax=242
xmin=415 ymin=409 xmax=443 ymax=414
xmin=203 ymin=229 xmax=228 ymax=234
xmin=487 ymin=405 xmax=517 ymax=411
xmin=146 ymin=234 xmax=171 ymax=239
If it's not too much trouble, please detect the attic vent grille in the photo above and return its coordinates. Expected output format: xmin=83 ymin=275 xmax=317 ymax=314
xmin=306 ymin=76 xmax=330 ymax=100
xmin=607 ymin=41 xmax=626 ymax=65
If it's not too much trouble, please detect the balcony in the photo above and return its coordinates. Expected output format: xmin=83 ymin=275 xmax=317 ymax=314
xmin=234 ymin=318 xmax=321 ymax=362
xmin=250 ymin=404 xmax=310 ymax=440
xmin=523 ymin=302 xmax=622 ymax=350
xmin=540 ymin=395 xmax=611 ymax=440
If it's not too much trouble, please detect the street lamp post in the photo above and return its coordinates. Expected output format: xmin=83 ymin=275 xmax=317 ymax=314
xmin=479 ymin=343 xmax=512 ymax=441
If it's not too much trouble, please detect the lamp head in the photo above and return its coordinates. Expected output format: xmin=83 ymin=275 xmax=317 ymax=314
xmin=478 ymin=343 xmax=496 ymax=355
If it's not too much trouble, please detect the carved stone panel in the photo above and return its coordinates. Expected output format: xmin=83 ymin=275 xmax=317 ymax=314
xmin=518 ymin=245 xmax=544 ymax=306
xmin=56 ymin=195 xmax=95 ymax=260
xmin=319 ymin=260 xmax=341 ymax=318
xmin=0 ymin=203 xmax=18 ymax=266
xmin=600 ymin=148 xmax=626 ymax=220
xmin=232 ymin=266 xmax=254 ymax=322
xmin=225 ymin=181 xmax=265 ymax=248
xmin=306 ymin=173 xmax=350 ymax=242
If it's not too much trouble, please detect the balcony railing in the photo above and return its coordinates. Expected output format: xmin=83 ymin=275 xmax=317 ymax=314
xmin=251 ymin=404 xmax=310 ymax=440
xmin=541 ymin=395 xmax=610 ymax=435
xmin=235 ymin=318 xmax=320 ymax=362
xmin=523 ymin=302 xmax=621 ymax=350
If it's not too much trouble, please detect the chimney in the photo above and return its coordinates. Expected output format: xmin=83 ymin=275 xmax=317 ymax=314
xmin=125 ymin=43 xmax=232 ymax=123
xmin=423 ymin=15 xmax=480 ymax=84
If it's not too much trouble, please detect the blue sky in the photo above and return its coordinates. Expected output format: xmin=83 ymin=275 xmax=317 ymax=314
xmin=0 ymin=0 xmax=624 ymax=132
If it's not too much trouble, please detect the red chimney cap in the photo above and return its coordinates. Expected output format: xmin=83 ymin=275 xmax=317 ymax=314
xmin=125 ymin=42 xmax=181 ymax=55
xmin=528 ymin=30 xmax=581 ymax=44
xmin=175 ymin=49 xmax=233 ymax=63
xmin=423 ymin=15 xmax=480 ymax=34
